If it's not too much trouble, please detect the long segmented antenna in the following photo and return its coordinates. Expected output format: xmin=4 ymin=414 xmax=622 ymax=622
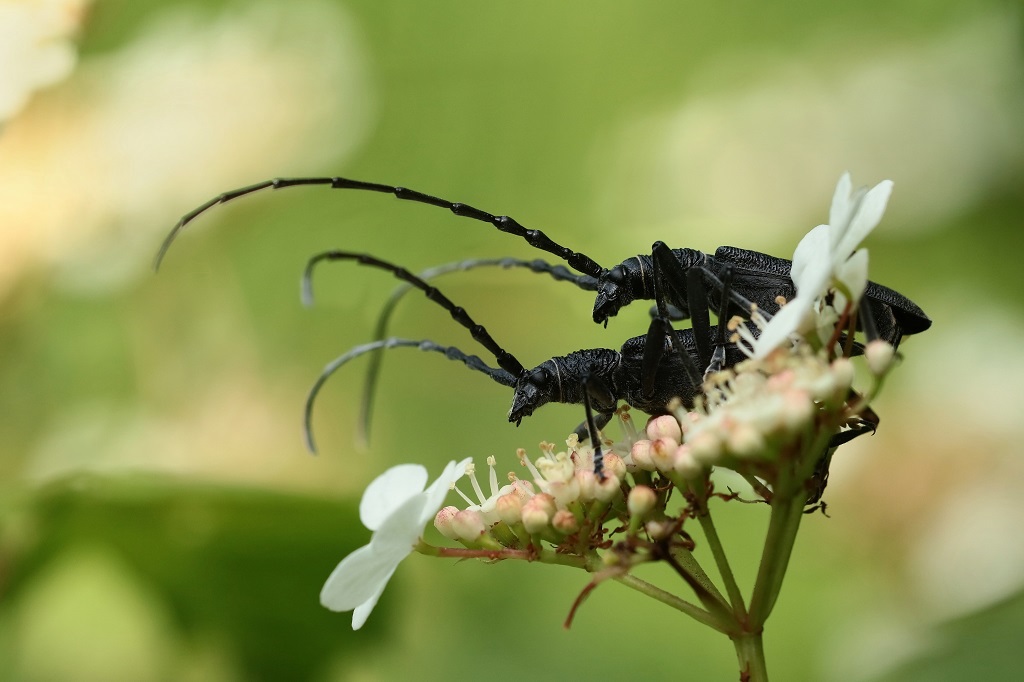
xmin=155 ymin=177 xmax=606 ymax=276
xmin=303 ymin=250 xmax=527 ymax=378
xmin=305 ymin=337 xmax=515 ymax=453
xmin=358 ymin=256 xmax=599 ymax=444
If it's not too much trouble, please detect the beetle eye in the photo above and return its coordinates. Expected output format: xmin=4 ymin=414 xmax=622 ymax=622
xmin=607 ymin=266 xmax=625 ymax=284
xmin=530 ymin=368 xmax=550 ymax=385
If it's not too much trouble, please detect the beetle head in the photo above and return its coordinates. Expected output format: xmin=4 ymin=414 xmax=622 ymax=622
xmin=508 ymin=362 xmax=560 ymax=425
xmin=592 ymin=265 xmax=635 ymax=325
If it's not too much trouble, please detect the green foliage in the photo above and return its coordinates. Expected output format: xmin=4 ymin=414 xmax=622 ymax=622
xmin=2 ymin=475 xmax=370 ymax=681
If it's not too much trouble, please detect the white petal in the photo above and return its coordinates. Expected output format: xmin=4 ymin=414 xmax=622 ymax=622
xmin=360 ymin=464 xmax=428 ymax=531
xmin=370 ymin=491 xmax=430 ymax=561
xmin=793 ymin=232 xmax=833 ymax=301
xmin=833 ymin=180 xmax=892 ymax=263
xmin=320 ymin=544 xmax=398 ymax=612
xmin=351 ymin=566 xmax=397 ymax=630
xmin=752 ymin=296 xmax=814 ymax=358
xmin=790 ymin=224 xmax=830 ymax=286
xmin=832 ymin=185 xmax=868 ymax=250
xmin=836 ymin=249 xmax=870 ymax=302
xmin=419 ymin=458 xmax=472 ymax=525
xmin=827 ymin=172 xmax=853 ymax=241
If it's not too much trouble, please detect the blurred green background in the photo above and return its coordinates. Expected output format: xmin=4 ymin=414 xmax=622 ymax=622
xmin=2 ymin=0 xmax=1022 ymax=680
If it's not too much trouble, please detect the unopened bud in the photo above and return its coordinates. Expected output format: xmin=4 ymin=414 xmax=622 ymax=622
xmin=603 ymin=453 xmax=627 ymax=480
xmin=495 ymin=493 xmax=522 ymax=525
xmin=865 ymin=340 xmax=895 ymax=376
xmin=650 ymin=437 xmax=678 ymax=471
xmin=646 ymin=415 xmax=682 ymax=443
xmin=627 ymin=485 xmax=657 ymax=518
xmin=521 ymin=493 xmax=556 ymax=533
xmin=451 ymin=509 xmax=487 ymax=542
xmin=434 ymin=506 xmax=460 ymax=540
xmin=551 ymin=509 xmax=580 ymax=535
xmin=594 ymin=472 xmax=622 ymax=502
xmin=576 ymin=469 xmax=597 ymax=501
xmin=631 ymin=440 xmax=656 ymax=471
xmin=645 ymin=520 xmax=672 ymax=540
xmin=673 ymin=444 xmax=704 ymax=480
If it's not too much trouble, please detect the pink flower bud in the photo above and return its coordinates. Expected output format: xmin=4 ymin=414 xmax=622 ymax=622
xmin=594 ymin=472 xmax=622 ymax=502
xmin=576 ymin=469 xmax=597 ymax=501
xmin=651 ymin=437 xmax=678 ymax=471
xmin=521 ymin=496 xmax=553 ymax=534
xmin=451 ymin=509 xmax=486 ymax=542
xmin=521 ymin=493 xmax=556 ymax=530
xmin=603 ymin=453 xmax=627 ymax=479
xmin=646 ymin=415 xmax=682 ymax=443
xmin=434 ymin=506 xmax=460 ymax=540
xmin=495 ymin=493 xmax=522 ymax=525
xmin=551 ymin=509 xmax=579 ymax=535
xmin=631 ymin=440 xmax=656 ymax=471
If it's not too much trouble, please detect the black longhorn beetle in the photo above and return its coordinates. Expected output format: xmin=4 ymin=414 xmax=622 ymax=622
xmin=155 ymin=176 xmax=931 ymax=350
xmin=299 ymin=248 xmax=751 ymax=476
xmin=299 ymin=249 xmax=876 ymax=478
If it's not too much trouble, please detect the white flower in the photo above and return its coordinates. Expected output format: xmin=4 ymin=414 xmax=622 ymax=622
xmin=753 ymin=173 xmax=893 ymax=358
xmin=320 ymin=458 xmax=470 ymax=629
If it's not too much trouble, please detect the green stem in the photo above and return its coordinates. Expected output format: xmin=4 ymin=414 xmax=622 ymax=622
xmin=416 ymin=541 xmax=588 ymax=569
xmin=696 ymin=512 xmax=746 ymax=616
xmin=662 ymin=548 xmax=734 ymax=627
xmin=613 ymin=573 xmax=730 ymax=633
xmin=748 ymin=424 xmax=837 ymax=626
xmin=747 ymin=489 xmax=805 ymax=626
xmin=421 ymin=541 xmax=729 ymax=631
xmin=733 ymin=631 xmax=768 ymax=682
xmin=670 ymin=546 xmax=728 ymax=607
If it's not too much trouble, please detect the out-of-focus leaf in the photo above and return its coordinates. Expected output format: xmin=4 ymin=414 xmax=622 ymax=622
xmin=1 ymin=474 xmax=376 ymax=681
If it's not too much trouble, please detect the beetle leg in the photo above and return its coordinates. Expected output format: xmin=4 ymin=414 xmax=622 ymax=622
xmin=704 ymin=264 xmax=734 ymax=378
xmin=580 ymin=372 xmax=616 ymax=478
xmin=641 ymin=316 xmax=702 ymax=399
xmin=647 ymin=243 xmax=706 ymax=391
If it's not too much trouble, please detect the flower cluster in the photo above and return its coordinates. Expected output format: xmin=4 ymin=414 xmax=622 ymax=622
xmin=629 ymin=342 xmax=881 ymax=499
xmin=435 ymin=433 xmax=633 ymax=549
xmin=319 ymin=173 xmax=905 ymax=642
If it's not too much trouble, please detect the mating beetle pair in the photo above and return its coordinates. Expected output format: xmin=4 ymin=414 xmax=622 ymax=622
xmin=158 ymin=176 xmax=931 ymax=475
